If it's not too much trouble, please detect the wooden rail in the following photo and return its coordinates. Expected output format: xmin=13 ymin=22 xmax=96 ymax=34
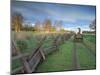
xmin=11 ymin=32 xmax=73 ymax=74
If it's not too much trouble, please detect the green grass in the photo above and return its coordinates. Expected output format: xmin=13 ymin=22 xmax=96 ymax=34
xmin=12 ymin=32 xmax=96 ymax=72
xmin=83 ymin=34 xmax=96 ymax=54
xmin=12 ymin=31 xmax=41 ymax=70
xmin=36 ymin=40 xmax=73 ymax=72
xmin=83 ymin=39 xmax=96 ymax=54
xmin=83 ymin=34 xmax=96 ymax=43
xmin=36 ymin=36 xmax=96 ymax=72
xmin=16 ymin=36 xmax=39 ymax=54
xmin=76 ymin=43 xmax=96 ymax=69
xmin=12 ymin=31 xmax=62 ymax=70
xmin=12 ymin=59 xmax=22 ymax=70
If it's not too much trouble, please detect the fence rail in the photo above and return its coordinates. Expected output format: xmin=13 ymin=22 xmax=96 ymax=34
xmin=11 ymin=32 xmax=73 ymax=74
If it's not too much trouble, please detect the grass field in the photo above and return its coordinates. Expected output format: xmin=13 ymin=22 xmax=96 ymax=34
xmin=36 ymin=34 xmax=96 ymax=72
xmin=83 ymin=34 xmax=96 ymax=43
xmin=76 ymin=43 xmax=96 ymax=69
xmin=11 ymin=32 xmax=96 ymax=72
xmin=11 ymin=31 xmax=66 ymax=70
xmin=36 ymin=40 xmax=73 ymax=72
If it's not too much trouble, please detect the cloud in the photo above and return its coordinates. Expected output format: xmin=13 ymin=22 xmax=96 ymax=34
xmin=64 ymin=24 xmax=90 ymax=32
xmin=12 ymin=1 xmax=95 ymax=28
xmin=42 ymin=8 xmax=95 ymax=23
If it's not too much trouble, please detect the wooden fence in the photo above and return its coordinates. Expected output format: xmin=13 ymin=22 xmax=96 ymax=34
xmin=11 ymin=32 xmax=73 ymax=74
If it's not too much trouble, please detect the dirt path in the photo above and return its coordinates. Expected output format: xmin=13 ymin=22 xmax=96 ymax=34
xmin=70 ymin=35 xmax=80 ymax=70
xmin=71 ymin=41 xmax=81 ymax=70
xmin=35 ymin=36 xmax=95 ymax=72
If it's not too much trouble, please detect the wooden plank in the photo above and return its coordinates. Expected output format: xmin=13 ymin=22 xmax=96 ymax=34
xmin=39 ymin=48 xmax=45 ymax=60
xmin=22 ymin=58 xmax=32 ymax=73
xmin=12 ymin=53 xmax=29 ymax=60
xmin=28 ymin=36 xmax=46 ymax=60
xmin=12 ymin=40 xmax=32 ymax=73
xmin=11 ymin=66 xmax=23 ymax=74
xmin=31 ymin=53 xmax=41 ymax=72
xmin=11 ymin=33 xmax=73 ymax=74
xmin=12 ymin=36 xmax=46 ymax=74
xmin=28 ymin=50 xmax=42 ymax=72
xmin=44 ymin=46 xmax=57 ymax=55
xmin=28 ymin=50 xmax=40 ymax=67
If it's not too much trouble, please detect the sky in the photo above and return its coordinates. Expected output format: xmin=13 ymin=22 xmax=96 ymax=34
xmin=11 ymin=1 xmax=96 ymax=32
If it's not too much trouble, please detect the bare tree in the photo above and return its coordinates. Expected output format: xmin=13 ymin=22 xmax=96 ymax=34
xmin=89 ymin=19 xmax=96 ymax=31
xmin=34 ymin=20 xmax=41 ymax=32
xmin=43 ymin=19 xmax=52 ymax=32
xmin=12 ymin=12 xmax=23 ymax=32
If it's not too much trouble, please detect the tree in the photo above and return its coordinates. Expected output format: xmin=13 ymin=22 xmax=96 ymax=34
xmin=60 ymin=28 xmax=66 ymax=32
xmin=34 ymin=20 xmax=41 ymax=32
xmin=43 ymin=19 xmax=52 ymax=32
xmin=23 ymin=24 xmax=34 ymax=31
xmin=12 ymin=12 xmax=23 ymax=32
xmin=89 ymin=19 xmax=96 ymax=31
xmin=51 ymin=26 xmax=56 ymax=32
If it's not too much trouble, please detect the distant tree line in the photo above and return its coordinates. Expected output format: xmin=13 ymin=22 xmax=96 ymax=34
xmin=82 ymin=19 xmax=96 ymax=34
xmin=82 ymin=31 xmax=95 ymax=34
xmin=11 ymin=12 xmax=66 ymax=32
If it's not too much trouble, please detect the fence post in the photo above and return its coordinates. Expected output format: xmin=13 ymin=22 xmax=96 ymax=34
xmin=12 ymin=40 xmax=32 ymax=73
xmin=39 ymin=49 xmax=46 ymax=60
